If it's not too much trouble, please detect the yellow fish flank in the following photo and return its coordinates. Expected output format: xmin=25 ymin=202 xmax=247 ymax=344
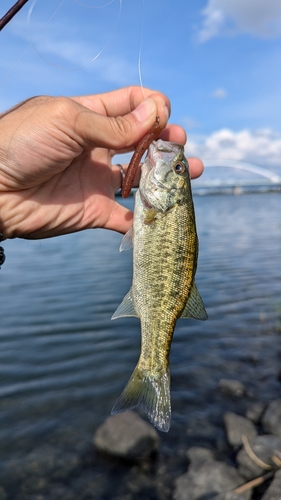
xmin=112 ymin=140 xmax=207 ymax=432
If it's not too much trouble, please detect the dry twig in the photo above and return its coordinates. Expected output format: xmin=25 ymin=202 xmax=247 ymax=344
xmin=234 ymin=434 xmax=281 ymax=494
xmin=235 ymin=471 xmax=274 ymax=494
xmin=241 ymin=434 xmax=272 ymax=470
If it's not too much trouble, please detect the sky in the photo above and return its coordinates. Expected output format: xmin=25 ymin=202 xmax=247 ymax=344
xmin=1 ymin=0 xmax=281 ymax=174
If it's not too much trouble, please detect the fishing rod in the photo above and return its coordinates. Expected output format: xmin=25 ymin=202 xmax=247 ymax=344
xmin=0 ymin=0 xmax=30 ymax=31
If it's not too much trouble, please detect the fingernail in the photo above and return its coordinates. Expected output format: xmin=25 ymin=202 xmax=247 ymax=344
xmin=132 ymin=98 xmax=156 ymax=123
xmin=163 ymin=104 xmax=170 ymax=122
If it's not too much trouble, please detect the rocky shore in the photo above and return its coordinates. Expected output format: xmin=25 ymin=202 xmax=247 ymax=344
xmin=1 ymin=379 xmax=281 ymax=499
xmin=93 ymin=392 xmax=281 ymax=500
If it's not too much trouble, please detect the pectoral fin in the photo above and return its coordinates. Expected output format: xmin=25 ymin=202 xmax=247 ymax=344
xmin=111 ymin=288 xmax=139 ymax=319
xmin=180 ymin=282 xmax=208 ymax=320
xmin=119 ymin=226 xmax=134 ymax=252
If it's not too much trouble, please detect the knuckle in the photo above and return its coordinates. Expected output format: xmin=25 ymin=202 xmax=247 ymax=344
xmin=50 ymin=96 xmax=75 ymax=118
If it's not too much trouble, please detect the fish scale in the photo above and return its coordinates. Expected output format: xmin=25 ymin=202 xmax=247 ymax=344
xmin=134 ymin=201 xmax=196 ymax=360
xmin=112 ymin=140 xmax=207 ymax=432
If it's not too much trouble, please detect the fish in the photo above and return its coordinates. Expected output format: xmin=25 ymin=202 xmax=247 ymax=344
xmin=111 ymin=139 xmax=207 ymax=432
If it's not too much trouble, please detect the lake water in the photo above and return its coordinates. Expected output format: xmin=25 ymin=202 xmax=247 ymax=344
xmin=0 ymin=192 xmax=280 ymax=499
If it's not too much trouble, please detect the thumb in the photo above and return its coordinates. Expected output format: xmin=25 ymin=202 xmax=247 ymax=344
xmin=75 ymin=98 xmax=168 ymax=150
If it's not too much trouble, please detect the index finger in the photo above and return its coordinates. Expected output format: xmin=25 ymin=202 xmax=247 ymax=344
xmin=72 ymin=86 xmax=171 ymax=119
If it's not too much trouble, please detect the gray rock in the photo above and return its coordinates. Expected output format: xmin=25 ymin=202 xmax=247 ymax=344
xmin=262 ymin=400 xmax=281 ymax=438
xmin=213 ymin=493 xmax=245 ymax=500
xmin=262 ymin=469 xmax=281 ymax=500
xmin=173 ymin=460 xmax=249 ymax=500
xmin=186 ymin=446 xmax=214 ymax=468
xmin=237 ymin=434 xmax=281 ymax=480
xmin=93 ymin=411 xmax=159 ymax=461
xmin=246 ymin=402 xmax=265 ymax=424
xmin=224 ymin=412 xmax=257 ymax=447
xmin=219 ymin=379 xmax=246 ymax=398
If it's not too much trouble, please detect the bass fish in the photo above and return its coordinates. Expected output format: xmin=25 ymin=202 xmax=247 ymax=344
xmin=112 ymin=140 xmax=207 ymax=432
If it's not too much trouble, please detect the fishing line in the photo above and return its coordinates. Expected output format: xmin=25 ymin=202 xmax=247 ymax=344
xmin=1 ymin=0 xmax=147 ymax=98
xmin=73 ymin=0 xmax=116 ymax=8
xmin=138 ymin=0 xmax=146 ymax=99
xmin=0 ymin=0 xmax=66 ymax=86
xmin=72 ymin=0 xmax=148 ymax=94
xmin=26 ymin=0 xmax=122 ymax=72
xmin=0 ymin=0 xmax=122 ymax=85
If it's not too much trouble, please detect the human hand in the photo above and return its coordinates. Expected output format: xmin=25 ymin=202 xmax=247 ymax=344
xmin=0 ymin=86 xmax=203 ymax=240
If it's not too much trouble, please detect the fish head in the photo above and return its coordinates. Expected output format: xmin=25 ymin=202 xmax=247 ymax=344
xmin=139 ymin=139 xmax=191 ymax=212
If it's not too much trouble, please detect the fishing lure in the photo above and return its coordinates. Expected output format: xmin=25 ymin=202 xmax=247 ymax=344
xmin=122 ymin=116 xmax=163 ymax=198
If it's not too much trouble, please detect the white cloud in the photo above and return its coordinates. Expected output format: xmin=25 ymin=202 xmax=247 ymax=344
xmin=182 ymin=117 xmax=200 ymax=130
xmin=211 ymin=88 xmax=227 ymax=99
xmin=187 ymin=128 xmax=281 ymax=169
xmin=198 ymin=0 xmax=281 ymax=42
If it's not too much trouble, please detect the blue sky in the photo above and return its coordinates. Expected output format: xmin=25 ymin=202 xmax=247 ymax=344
xmin=1 ymin=0 xmax=281 ymax=172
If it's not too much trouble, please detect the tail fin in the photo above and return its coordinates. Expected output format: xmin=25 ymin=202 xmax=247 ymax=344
xmin=111 ymin=365 xmax=171 ymax=432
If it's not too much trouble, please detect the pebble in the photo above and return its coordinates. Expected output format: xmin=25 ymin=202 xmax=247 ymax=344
xmin=261 ymin=469 xmax=281 ymax=500
xmin=173 ymin=459 xmax=251 ymax=500
xmin=213 ymin=493 xmax=246 ymax=500
xmin=246 ymin=402 xmax=266 ymax=424
xmin=219 ymin=379 xmax=246 ymax=398
xmin=224 ymin=412 xmax=257 ymax=447
xmin=236 ymin=434 xmax=281 ymax=480
xmin=186 ymin=446 xmax=214 ymax=467
xmin=262 ymin=400 xmax=281 ymax=438
xmin=93 ymin=411 xmax=159 ymax=461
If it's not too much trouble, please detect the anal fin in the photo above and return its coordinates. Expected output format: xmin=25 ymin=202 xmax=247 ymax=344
xmin=180 ymin=282 xmax=208 ymax=320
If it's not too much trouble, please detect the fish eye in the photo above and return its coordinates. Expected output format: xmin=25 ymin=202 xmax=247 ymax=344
xmin=173 ymin=161 xmax=186 ymax=175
